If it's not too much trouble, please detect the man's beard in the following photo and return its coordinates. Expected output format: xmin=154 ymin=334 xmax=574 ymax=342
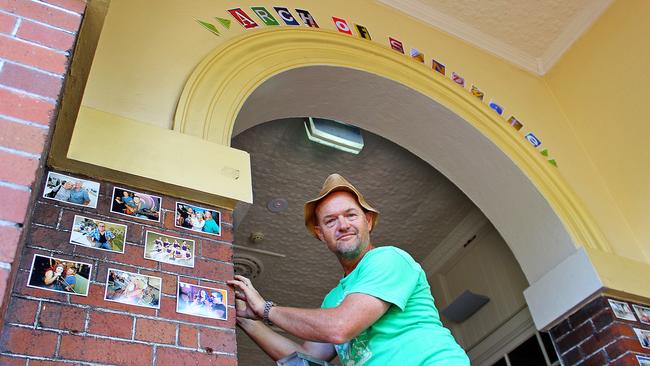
xmin=336 ymin=230 xmax=367 ymax=259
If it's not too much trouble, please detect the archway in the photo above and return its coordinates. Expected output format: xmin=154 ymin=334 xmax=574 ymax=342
xmin=174 ymin=28 xmax=608 ymax=283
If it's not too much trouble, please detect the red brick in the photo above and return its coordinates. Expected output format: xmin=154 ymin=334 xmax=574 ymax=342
xmin=0 ymin=62 xmax=63 ymax=98
xmin=162 ymin=258 xmax=232 ymax=282
xmin=0 ymin=355 xmax=25 ymax=365
xmin=40 ymin=0 xmax=86 ymax=14
xmin=0 ymin=86 xmax=55 ymax=125
xmin=16 ymin=18 xmax=75 ymax=51
xmin=5 ymin=296 xmax=38 ymax=324
xmin=125 ymin=223 xmax=143 ymax=243
xmin=200 ymin=241 xmax=232 ymax=262
xmin=59 ymin=334 xmax=152 ymax=365
xmin=122 ymin=243 xmax=158 ymax=269
xmin=0 ymin=0 xmax=82 ymax=32
xmin=155 ymin=347 xmax=237 ymax=366
xmin=557 ymin=320 xmax=595 ymax=354
xmin=560 ymin=346 xmax=582 ymax=366
xmin=179 ymin=324 xmax=198 ymax=348
xmin=135 ymin=318 xmax=176 ymax=344
xmin=220 ymin=210 xmax=232 ymax=225
xmin=606 ymin=337 xmax=648 ymax=359
xmin=610 ymin=353 xmax=648 ymax=366
xmin=87 ymin=310 xmax=133 ymax=339
xmin=0 ymin=117 xmax=47 ymax=154
xmin=31 ymin=203 xmax=60 ymax=227
xmin=18 ymin=247 xmax=50 ymax=270
xmin=0 ymin=225 xmax=21 ymax=262
xmin=38 ymin=302 xmax=84 ymax=332
xmin=580 ymin=350 xmax=607 ymax=366
xmin=0 ymin=11 xmax=16 ymax=34
xmin=29 ymin=361 xmax=71 ymax=366
xmin=28 ymin=225 xmax=71 ymax=251
xmin=0 ymin=185 xmax=30 ymax=223
xmin=199 ymin=327 xmax=236 ymax=353
xmin=0 ymin=326 xmax=57 ymax=357
xmin=0 ymin=149 xmax=39 ymax=186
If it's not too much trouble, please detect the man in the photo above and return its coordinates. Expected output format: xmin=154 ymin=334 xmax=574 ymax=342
xmin=202 ymin=210 xmax=220 ymax=234
xmin=68 ymin=180 xmax=91 ymax=206
xmin=53 ymin=180 xmax=73 ymax=202
xmin=87 ymin=222 xmax=116 ymax=251
xmin=228 ymin=174 xmax=469 ymax=365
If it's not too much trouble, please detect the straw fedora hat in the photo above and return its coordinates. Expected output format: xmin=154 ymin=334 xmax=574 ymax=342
xmin=304 ymin=173 xmax=379 ymax=238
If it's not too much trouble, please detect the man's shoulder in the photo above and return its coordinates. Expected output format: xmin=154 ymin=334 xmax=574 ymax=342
xmin=366 ymin=246 xmax=415 ymax=263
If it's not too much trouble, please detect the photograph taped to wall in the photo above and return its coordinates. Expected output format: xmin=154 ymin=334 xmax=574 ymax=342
xmin=176 ymin=282 xmax=227 ymax=320
xmin=69 ymin=215 xmax=127 ymax=254
xmin=43 ymin=171 xmax=100 ymax=208
xmin=608 ymin=299 xmax=637 ymax=321
xmin=634 ymin=328 xmax=650 ymax=349
xmin=634 ymin=304 xmax=650 ymax=324
xmin=27 ymin=254 xmax=92 ymax=296
xmin=110 ymin=187 xmax=161 ymax=222
xmin=144 ymin=230 xmax=195 ymax=268
xmin=637 ymin=355 xmax=650 ymax=366
xmin=175 ymin=202 xmax=221 ymax=236
xmin=104 ymin=268 xmax=161 ymax=309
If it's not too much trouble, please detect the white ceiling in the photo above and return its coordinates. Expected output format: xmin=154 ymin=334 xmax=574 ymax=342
xmin=377 ymin=0 xmax=612 ymax=74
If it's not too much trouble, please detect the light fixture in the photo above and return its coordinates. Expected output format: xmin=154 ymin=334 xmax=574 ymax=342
xmin=304 ymin=117 xmax=364 ymax=154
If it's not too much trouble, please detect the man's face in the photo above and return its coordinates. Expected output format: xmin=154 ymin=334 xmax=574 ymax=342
xmin=98 ymin=223 xmax=105 ymax=233
xmin=74 ymin=181 xmax=82 ymax=190
xmin=314 ymin=191 xmax=373 ymax=259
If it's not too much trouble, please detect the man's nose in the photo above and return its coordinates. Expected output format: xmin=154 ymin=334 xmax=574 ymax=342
xmin=336 ymin=215 xmax=350 ymax=230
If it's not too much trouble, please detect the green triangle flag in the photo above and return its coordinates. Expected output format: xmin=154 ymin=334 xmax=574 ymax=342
xmin=215 ymin=16 xmax=232 ymax=29
xmin=540 ymin=149 xmax=549 ymax=157
xmin=548 ymin=159 xmax=557 ymax=167
xmin=196 ymin=20 xmax=220 ymax=36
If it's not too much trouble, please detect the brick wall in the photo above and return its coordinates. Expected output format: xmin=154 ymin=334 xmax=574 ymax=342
xmin=550 ymin=296 xmax=650 ymax=366
xmin=0 ymin=0 xmax=86 ymax=318
xmin=0 ymin=170 xmax=238 ymax=365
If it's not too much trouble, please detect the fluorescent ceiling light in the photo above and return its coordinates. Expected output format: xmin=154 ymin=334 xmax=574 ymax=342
xmin=304 ymin=117 xmax=364 ymax=154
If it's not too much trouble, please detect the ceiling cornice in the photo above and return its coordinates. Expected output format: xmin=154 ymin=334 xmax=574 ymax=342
xmin=377 ymin=0 xmax=613 ymax=75
xmin=538 ymin=0 xmax=612 ymax=74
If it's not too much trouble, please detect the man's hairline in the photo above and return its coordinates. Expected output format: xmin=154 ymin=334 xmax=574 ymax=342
xmin=313 ymin=190 xmax=367 ymax=225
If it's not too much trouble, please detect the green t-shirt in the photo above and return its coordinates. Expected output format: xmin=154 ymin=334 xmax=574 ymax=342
xmin=321 ymin=246 xmax=470 ymax=366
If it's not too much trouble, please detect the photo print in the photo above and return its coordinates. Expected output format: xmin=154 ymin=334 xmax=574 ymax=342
xmin=633 ymin=304 xmax=650 ymax=324
xmin=43 ymin=171 xmax=100 ymax=208
xmin=27 ymin=254 xmax=92 ymax=296
xmin=144 ymin=231 xmax=195 ymax=268
xmin=175 ymin=202 xmax=221 ymax=236
xmin=637 ymin=355 xmax=650 ymax=366
xmin=110 ymin=187 xmax=161 ymax=222
xmin=176 ymin=282 xmax=228 ymax=320
xmin=69 ymin=215 xmax=127 ymax=253
xmin=608 ymin=299 xmax=637 ymax=321
xmin=634 ymin=327 xmax=650 ymax=349
xmin=104 ymin=269 xmax=161 ymax=309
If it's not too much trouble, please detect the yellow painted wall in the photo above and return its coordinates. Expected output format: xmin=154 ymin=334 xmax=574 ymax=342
xmin=74 ymin=0 xmax=646 ymax=264
xmin=546 ymin=0 xmax=650 ymax=258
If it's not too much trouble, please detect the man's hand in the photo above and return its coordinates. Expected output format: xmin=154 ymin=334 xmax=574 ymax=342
xmin=227 ymin=275 xmax=266 ymax=319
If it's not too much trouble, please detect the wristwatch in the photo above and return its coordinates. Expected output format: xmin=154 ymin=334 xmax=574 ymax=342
xmin=263 ymin=300 xmax=276 ymax=326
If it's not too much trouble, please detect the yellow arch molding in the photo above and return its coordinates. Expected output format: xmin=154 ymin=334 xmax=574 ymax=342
xmin=174 ymin=27 xmax=609 ymax=254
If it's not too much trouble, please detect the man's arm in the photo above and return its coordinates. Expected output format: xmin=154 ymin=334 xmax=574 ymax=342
xmin=237 ymin=318 xmax=336 ymax=361
xmin=268 ymin=293 xmax=389 ymax=344
xmin=228 ymin=276 xmax=390 ymax=344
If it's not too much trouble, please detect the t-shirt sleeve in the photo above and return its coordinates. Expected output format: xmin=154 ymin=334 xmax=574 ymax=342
xmin=346 ymin=248 xmax=420 ymax=311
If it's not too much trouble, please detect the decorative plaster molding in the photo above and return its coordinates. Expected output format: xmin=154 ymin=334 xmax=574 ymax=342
xmin=377 ymin=0 xmax=612 ymax=75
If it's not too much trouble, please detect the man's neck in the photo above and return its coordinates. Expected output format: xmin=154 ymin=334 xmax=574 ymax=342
xmin=340 ymin=244 xmax=375 ymax=276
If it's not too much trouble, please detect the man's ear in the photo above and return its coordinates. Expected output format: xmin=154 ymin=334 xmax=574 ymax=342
xmin=314 ymin=225 xmax=325 ymax=242
xmin=365 ymin=212 xmax=373 ymax=231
